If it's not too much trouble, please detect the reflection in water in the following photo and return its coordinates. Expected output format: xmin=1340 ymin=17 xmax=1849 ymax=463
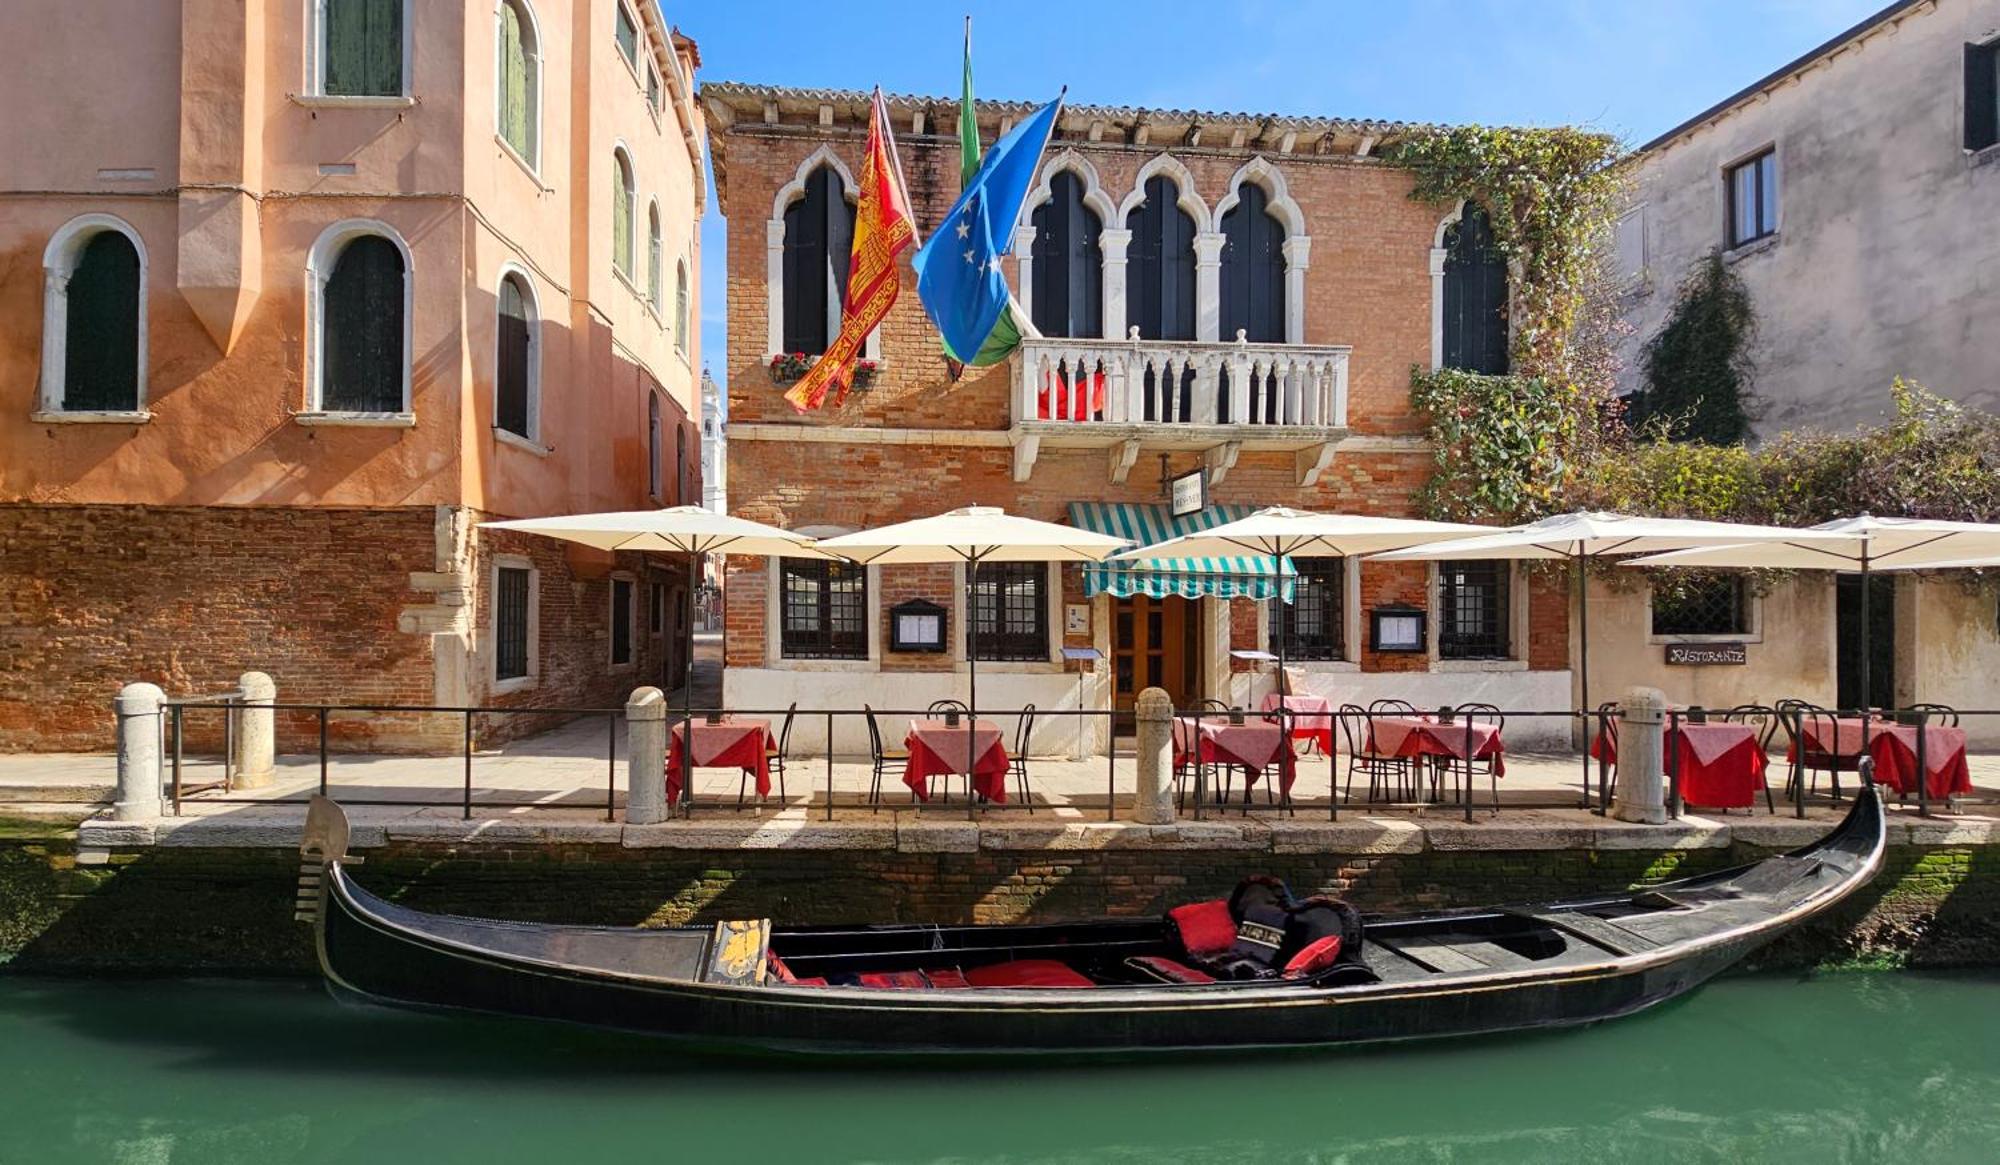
xmin=0 ymin=973 xmax=1996 ymax=1164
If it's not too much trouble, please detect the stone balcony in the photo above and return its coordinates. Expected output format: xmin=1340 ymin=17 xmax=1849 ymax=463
xmin=1008 ymin=330 xmax=1352 ymax=485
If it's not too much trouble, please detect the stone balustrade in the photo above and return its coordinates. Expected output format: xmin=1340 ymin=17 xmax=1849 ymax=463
xmin=1014 ymin=329 xmax=1351 ymax=431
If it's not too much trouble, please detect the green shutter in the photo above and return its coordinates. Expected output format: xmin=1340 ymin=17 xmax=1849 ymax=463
xmin=500 ymin=2 xmax=533 ymax=163
xmin=614 ymin=4 xmax=638 ymax=68
xmin=63 ymin=232 xmax=141 ymax=412
xmin=676 ymin=263 xmax=689 ymax=352
xmin=612 ymin=158 xmax=632 ymax=275
xmin=325 ymin=0 xmax=403 ymax=97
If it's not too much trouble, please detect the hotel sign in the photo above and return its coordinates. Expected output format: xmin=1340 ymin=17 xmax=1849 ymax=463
xmin=1665 ymin=642 xmax=1748 ymax=666
xmin=1168 ymin=469 xmax=1206 ymax=517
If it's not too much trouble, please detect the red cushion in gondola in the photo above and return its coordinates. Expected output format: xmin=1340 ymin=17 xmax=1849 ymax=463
xmin=1167 ymin=899 xmax=1236 ymax=957
xmin=924 ymin=968 xmax=970 ymax=989
xmin=1125 ymin=956 xmax=1217 ymax=984
xmin=766 ymin=950 xmax=797 ymax=983
xmin=963 ymin=959 xmax=1095 ymax=988
xmin=857 ymin=970 xmax=930 ymax=989
xmin=1282 ymin=935 xmax=1343 ymax=978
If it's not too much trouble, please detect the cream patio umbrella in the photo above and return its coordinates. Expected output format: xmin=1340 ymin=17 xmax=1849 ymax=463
xmin=1624 ymin=516 xmax=2000 ymax=719
xmin=480 ymin=507 xmax=827 ymax=813
xmin=1370 ymin=511 xmax=1859 ymax=804
xmin=814 ymin=507 xmax=1130 ymax=812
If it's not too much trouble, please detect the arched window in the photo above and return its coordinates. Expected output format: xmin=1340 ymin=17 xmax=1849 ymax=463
xmin=781 ymin=164 xmax=854 ymax=355
xmin=647 ymin=392 xmax=662 ymax=500
xmin=612 ymin=148 xmax=636 ymax=278
xmin=495 ymin=270 xmax=538 ymax=441
xmin=1220 ymin=183 xmax=1285 ymax=344
xmin=318 ymin=0 xmax=406 ymax=98
xmin=675 ymin=260 xmax=689 ymax=354
xmin=1441 ymin=203 xmax=1509 ymax=375
xmin=1124 ymin=175 xmax=1196 ymax=342
xmin=646 ymin=200 xmax=662 ymax=305
xmin=315 ymin=229 xmax=409 ymax=413
xmin=675 ymin=423 xmax=687 ymax=505
xmin=40 ymin=216 xmax=145 ymax=414
xmin=1029 ymin=170 xmax=1102 ymax=339
xmin=496 ymin=0 xmax=540 ymax=167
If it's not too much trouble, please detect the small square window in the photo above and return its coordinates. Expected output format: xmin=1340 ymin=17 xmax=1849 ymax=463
xmin=1652 ymin=575 xmax=1749 ymax=637
xmin=1968 ymin=40 xmax=2000 ymax=152
xmin=495 ymin=565 xmax=533 ymax=682
xmin=1726 ymin=149 xmax=1778 ymax=249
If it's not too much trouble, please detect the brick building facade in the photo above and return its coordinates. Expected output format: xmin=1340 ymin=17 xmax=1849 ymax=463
xmin=703 ymin=84 xmax=1574 ymax=755
xmin=0 ymin=1 xmax=706 ymax=751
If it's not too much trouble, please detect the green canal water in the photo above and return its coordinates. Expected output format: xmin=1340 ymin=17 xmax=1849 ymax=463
xmin=0 ymin=973 xmax=1996 ymax=1164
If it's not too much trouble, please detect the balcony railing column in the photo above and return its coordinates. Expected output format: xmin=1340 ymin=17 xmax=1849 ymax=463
xmin=1229 ymin=331 xmax=1251 ymax=425
xmin=1193 ymin=353 xmax=1219 ymax=425
xmin=1331 ymin=352 xmax=1350 ymax=427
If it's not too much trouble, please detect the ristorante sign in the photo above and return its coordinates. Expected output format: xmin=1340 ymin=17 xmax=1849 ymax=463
xmin=1664 ymin=642 xmax=1748 ymax=666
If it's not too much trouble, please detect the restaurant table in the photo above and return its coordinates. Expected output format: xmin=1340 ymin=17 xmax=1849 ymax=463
xmin=903 ymin=719 xmax=1010 ymax=803
xmin=1259 ymin=693 xmax=1335 ymax=754
xmin=1591 ymin=721 xmax=1767 ymax=810
xmin=1367 ymin=716 xmax=1506 ymax=778
xmin=1864 ymin=724 xmax=1972 ymax=800
xmin=666 ymin=718 xmax=774 ymax=804
xmin=1790 ymin=716 xmax=1894 ymax=764
xmin=1173 ymin=717 xmax=1299 ymax=798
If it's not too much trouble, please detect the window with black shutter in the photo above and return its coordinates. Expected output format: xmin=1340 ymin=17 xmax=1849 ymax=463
xmin=1220 ymin=182 xmax=1288 ymax=423
xmin=1441 ymin=204 xmax=1509 ymax=375
xmin=970 ymin=562 xmax=1048 ymax=662
xmin=1967 ymin=40 xmax=2000 ymax=152
xmin=1030 ymin=170 xmax=1102 ymax=339
xmin=648 ymin=393 xmax=662 ymax=499
xmin=62 ymin=231 xmax=141 ymax=412
xmin=1652 ymin=575 xmax=1749 ymax=636
xmin=1725 ymin=149 xmax=1779 ymax=248
xmin=321 ymin=235 xmax=405 ymax=412
xmin=496 ymin=274 xmax=532 ymax=438
xmin=782 ymin=166 xmax=854 ymax=355
xmin=495 ymin=566 xmax=531 ymax=682
xmin=610 ymin=577 xmax=634 ymax=666
xmin=780 ymin=558 xmax=868 ymax=660
xmin=649 ymin=582 xmax=664 ymax=635
xmin=1439 ymin=560 xmax=1510 ymax=660
xmin=1269 ymin=557 xmax=1344 ymax=661
xmin=323 ymin=0 xmax=404 ymax=97
xmin=1124 ymin=175 xmax=1196 ymax=342
xmin=675 ymin=425 xmax=686 ymax=506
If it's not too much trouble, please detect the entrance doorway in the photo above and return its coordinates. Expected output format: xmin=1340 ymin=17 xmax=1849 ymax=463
xmin=1836 ymin=574 xmax=1895 ymax=711
xmin=1112 ymin=595 xmax=1201 ymax=732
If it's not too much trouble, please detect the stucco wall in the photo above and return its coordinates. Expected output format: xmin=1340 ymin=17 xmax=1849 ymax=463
xmin=1616 ymin=0 xmax=2000 ymax=435
xmin=1583 ymin=574 xmax=1837 ymax=713
xmin=1907 ymin=575 xmax=2000 ymax=747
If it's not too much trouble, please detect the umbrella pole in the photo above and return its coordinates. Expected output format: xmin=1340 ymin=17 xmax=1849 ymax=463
xmin=683 ymin=549 xmax=698 ymax=818
xmin=966 ymin=553 xmax=980 ymax=823
xmin=1578 ymin=552 xmax=1592 ymax=811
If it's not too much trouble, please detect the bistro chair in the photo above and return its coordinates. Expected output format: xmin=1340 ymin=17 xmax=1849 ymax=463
xmin=1172 ymin=700 xmax=1233 ymax=810
xmin=739 ymin=702 xmax=796 ymax=810
xmin=1009 ymin=704 xmax=1038 ymax=813
xmin=1432 ymin=703 xmax=1503 ymax=814
xmin=1904 ymin=702 xmax=1960 ymax=727
xmin=863 ymin=704 xmax=910 ymax=812
xmin=1369 ymin=699 xmax=1419 ymax=717
xmin=927 ymin=699 xmax=970 ymax=718
xmin=1721 ymin=704 xmax=1780 ymax=814
xmin=1593 ymin=700 xmax=1622 ymax=811
xmin=1336 ymin=704 xmax=1417 ymax=804
xmin=1776 ymin=699 xmax=1861 ymax=804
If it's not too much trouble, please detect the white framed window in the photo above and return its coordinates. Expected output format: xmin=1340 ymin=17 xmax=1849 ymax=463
xmin=613 ymin=0 xmax=640 ymax=74
xmin=491 ymin=554 xmax=540 ymax=692
xmin=307 ymin=0 xmax=412 ymax=101
xmin=646 ymin=60 xmax=662 ymax=115
xmin=1725 ymin=147 xmax=1778 ymax=249
xmin=36 ymin=214 xmax=148 ymax=420
xmin=675 ymin=259 xmax=690 ymax=354
xmin=303 ymin=219 xmax=414 ymax=419
xmin=609 ymin=573 xmax=636 ymax=669
xmin=1613 ymin=203 xmax=1647 ymax=287
xmin=767 ymin=145 xmax=879 ymax=362
xmin=494 ymin=265 xmax=541 ymax=445
xmin=647 ymin=200 xmax=663 ymax=306
xmin=647 ymin=391 xmax=663 ymax=500
xmin=612 ymin=146 xmax=637 ymax=279
xmin=495 ymin=0 xmax=542 ymax=171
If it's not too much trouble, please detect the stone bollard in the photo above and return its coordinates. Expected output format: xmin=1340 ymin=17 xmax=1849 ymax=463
xmin=1132 ymin=687 xmax=1175 ymax=824
xmin=113 ymin=682 xmax=166 ymax=822
xmin=625 ymin=686 xmax=668 ymax=825
xmin=230 ymin=671 xmax=276 ymax=789
xmin=1612 ymin=686 xmax=1668 ymax=825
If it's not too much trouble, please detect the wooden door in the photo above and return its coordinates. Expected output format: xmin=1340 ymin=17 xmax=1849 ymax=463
xmin=1112 ymin=596 xmax=1200 ymax=731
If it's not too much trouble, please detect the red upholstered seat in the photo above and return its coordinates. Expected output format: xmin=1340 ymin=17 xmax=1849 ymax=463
xmin=1282 ymin=935 xmax=1343 ymax=978
xmin=857 ymin=970 xmax=930 ymax=989
xmin=963 ymin=959 xmax=1095 ymax=988
xmin=923 ymin=968 xmax=970 ymax=989
xmin=1125 ymin=955 xmax=1217 ymax=985
xmin=766 ymin=950 xmax=798 ymax=983
xmin=1168 ymin=899 xmax=1236 ymax=957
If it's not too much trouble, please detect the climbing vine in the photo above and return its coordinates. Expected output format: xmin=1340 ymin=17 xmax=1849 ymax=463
xmin=1630 ymin=253 xmax=1758 ymax=443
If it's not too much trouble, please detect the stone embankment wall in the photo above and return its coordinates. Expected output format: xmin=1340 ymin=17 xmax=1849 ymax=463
xmin=2 ymin=832 xmax=1993 ymax=975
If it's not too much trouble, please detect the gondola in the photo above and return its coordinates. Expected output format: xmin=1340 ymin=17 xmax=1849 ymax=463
xmin=297 ymin=777 xmax=1883 ymax=1058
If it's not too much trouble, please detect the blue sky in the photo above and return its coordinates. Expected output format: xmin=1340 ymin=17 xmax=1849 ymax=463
xmin=685 ymin=0 xmax=1887 ymax=392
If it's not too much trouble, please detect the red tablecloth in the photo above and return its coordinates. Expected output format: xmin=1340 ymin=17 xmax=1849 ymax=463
xmin=666 ymin=718 xmax=773 ymax=804
xmin=1867 ymin=725 xmax=1972 ymax=799
xmin=903 ymin=719 xmax=1010 ymax=803
xmin=1368 ymin=716 xmax=1506 ymax=777
xmin=1590 ymin=722 xmax=1767 ymax=809
xmin=1173 ymin=717 xmax=1298 ymax=795
xmin=1791 ymin=716 xmax=1889 ymax=760
xmin=1259 ymin=693 xmax=1335 ymax=753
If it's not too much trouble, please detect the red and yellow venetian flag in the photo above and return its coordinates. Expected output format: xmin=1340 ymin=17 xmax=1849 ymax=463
xmin=785 ymin=89 xmax=916 ymax=412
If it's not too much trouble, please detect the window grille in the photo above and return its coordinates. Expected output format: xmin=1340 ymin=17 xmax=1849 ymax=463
xmin=1439 ymin=560 xmax=1510 ymax=660
xmin=1652 ymin=575 xmax=1748 ymax=636
xmin=1269 ymin=557 xmax=1344 ymax=661
xmin=971 ymin=562 xmax=1048 ymax=662
xmin=781 ymin=558 xmax=868 ymax=660
xmin=496 ymin=566 xmax=530 ymax=681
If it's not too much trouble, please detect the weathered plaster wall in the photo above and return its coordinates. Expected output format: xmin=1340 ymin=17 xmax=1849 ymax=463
xmin=1584 ymin=574 xmax=1837 ymax=712
xmin=1907 ymin=575 xmax=2000 ymax=747
xmin=1616 ymin=0 xmax=2000 ymax=435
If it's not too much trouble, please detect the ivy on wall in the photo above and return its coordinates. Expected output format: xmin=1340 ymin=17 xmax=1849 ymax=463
xmin=1629 ymin=254 xmax=1758 ymax=444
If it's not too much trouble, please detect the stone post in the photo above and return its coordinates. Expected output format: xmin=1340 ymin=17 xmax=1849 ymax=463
xmin=113 ymin=682 xmax=166 ymax=822
xmin=1132 ymin=687 xmax=1175 ymax=824
xmin=1612 ymin=686 xmax=1668 ymax=825
xmin=625 ymin=686 xmax=668 ymax=825
xmin=230 ymin=671 xmax=276 ymax=789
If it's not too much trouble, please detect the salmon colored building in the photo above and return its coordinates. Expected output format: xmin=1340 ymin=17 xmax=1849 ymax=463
xmin=0 ymin=0 xmax=706 ymax=750
xmin=703 ymin=84 xmax=1574 ymax=758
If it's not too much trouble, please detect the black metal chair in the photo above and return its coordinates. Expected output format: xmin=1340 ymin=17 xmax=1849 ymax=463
xmin=927 ymin=699 xmax=970 ymax=718
xmin=1776 ymin=699 xmax=1862 ymax=804
xmin=1172 ymin=700 xmax=1233 ymax=810
xmin=1008 ymin=704 xmax=1038 ymax=812
xmin=1721 ymin=704 xmax=1780 ymax=814
xmin=739 ymin=702 xmax=795 ymax=810
xmin=1369 ymin=699 xmax=1419 ymax=716
xmin=1905 ymin=702 xmax=1960 ymax=727
xmin=1336 ymin=704 xmax=1418 ymax=803
xmin=1430 ymin=704 xmax=1502 ymax=814
xmin=863 ymin=704 xmax=909 ymax=812
xmin=1593 ymin=700 xmax=1622 ymax=809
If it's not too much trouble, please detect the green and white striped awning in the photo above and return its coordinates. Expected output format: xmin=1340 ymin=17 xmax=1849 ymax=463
xmin=1068 ymin=502 xmax=1295 ymax=600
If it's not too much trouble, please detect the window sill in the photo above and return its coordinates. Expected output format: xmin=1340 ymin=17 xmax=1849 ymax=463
xmin=295 ymin=411 xmax=416 ymax=428
xmin=608 ymin=662 xmax=635 ymax=675
xmin=963 ymin=659 xmax=1063 ymax=674
xmin=1967 ymin=142 xmax=2000 ymax=169
xmin=494 ymin=427 xmax=551 ymax=456
xmin=1722 ymin=234 xmax=1778 ymax=264
xmin=31 ymin=410 xmax=150 ymax=425
xmin=293 ymin=94 xmax=417 ymax=110
xmin=494 ymin=135 xmax=545 ymax=189
xmin=1286 ymin=660 xmax=1360 ymax=674
xmin=1648 ymin=632 xmax=1761 ymax=646
xmin=1430 ymin=658 xmax=1528 ymax=674
xmin=493 ymin=675 xmax=539 ymax=695
xmin=771 ymin=657 xmax=877 ymax=673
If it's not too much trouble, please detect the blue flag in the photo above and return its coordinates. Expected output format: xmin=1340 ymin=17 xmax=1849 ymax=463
xmin=913 ymin=96 xmax=1062 ymax=366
